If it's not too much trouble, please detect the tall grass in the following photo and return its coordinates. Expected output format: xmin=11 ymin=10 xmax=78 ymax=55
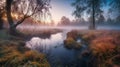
xmin=66 ymin=30 xmax=120 ymax=67
xmin=0 ymin=40 xmax=50 ymax=67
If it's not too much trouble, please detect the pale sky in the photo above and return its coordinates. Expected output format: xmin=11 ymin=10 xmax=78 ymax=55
xmin=50 ymin=0 xmax=75 ymax=22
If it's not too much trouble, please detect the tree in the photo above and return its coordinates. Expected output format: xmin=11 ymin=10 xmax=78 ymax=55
xmin=107 ymin=17 xmax=112 ymax=23
xmin=0 ymin=0 xmax=5 ymax=29
xmin=110 ymin=0 xmax=120 ymax=15
xmin=0 ymin=8 xmax=4 ymax=30
xmin=6 ymin=0 xmax=51 ymax=33
xmin=115 ymin=15 xmax=120 ymax=23
xmin=59 ymin=16 xmax=70 ymax=25
xmin=109 ymin=0 xmax=120 ymax=24
xmin=72 ymin=0 xmax=106 ymax=29
xmin=97 ymin=14 xmax=105 ymax=24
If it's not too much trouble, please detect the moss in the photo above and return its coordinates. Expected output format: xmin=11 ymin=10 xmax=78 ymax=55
xmin=64 ymin=37 xmax=76 ymax=49
xmin=64 ymin=37 xmax=82 ymax=49
xmin=74 ymin=43 xmax=82 ymax=49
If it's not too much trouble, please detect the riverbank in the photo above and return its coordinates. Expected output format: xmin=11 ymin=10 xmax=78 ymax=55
xmin=0 ymin=29 xmax=51 ymax=67
xmin=18 ymin=28 xmax=63 ymax=40
xmin=1 ymin=28 xmax=120 ymax=67
xmin=64 ymin=30 xmax=120 ymax=67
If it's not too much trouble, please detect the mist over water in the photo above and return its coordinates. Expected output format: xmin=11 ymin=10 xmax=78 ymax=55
xmin=18 ymin=25 xmax=120 ymax=31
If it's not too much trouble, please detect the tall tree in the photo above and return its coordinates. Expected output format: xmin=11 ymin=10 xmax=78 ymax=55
xmin=0 ymin=8 xmax=4 ymax=29
xmin=6 ymin=0 xmax=14 ymax=32
xmin=6 ymin=0 xmax=51 ymax=33
xmin=72 ymin=0 xmax=105 ymax=29
xmin=0 ymin=0 xmax=5 ymax=29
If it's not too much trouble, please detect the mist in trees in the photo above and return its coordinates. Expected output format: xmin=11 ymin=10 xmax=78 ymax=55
xmin=0 ymin=0 xmax=120 ymax=31
xmin=72 ymin=0 xmax=106 ymax=29
xmin=58 ymin=16 xmax=71 ymax=26
xmin=57 ymin=16 xmax=89 ymax=26
xmin=4 ymin=0 xmax=51 ymax=34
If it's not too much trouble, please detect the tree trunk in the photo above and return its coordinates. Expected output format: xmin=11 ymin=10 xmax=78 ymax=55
xmin=0 ymin=14 xmax=3 ymax=30
xmin=90 ymin=0 xmax=95 ymax=30
xmin=0 ymin=8 xmax=4 ymax=30
xmin=6 ymin=0 xmax=16 ymax=33
xmin=0 ymin=19 xmax=3 ymax=30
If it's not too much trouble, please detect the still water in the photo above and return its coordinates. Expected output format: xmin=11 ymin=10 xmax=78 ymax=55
xmin=26 ymin=30 xmax=88 ymax=67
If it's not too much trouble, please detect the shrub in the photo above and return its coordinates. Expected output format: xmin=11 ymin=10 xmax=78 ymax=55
xmin=64 ymin=37 xmax=76 ymax=49
xmin=64 ymin=37 xmax=82 ymax=49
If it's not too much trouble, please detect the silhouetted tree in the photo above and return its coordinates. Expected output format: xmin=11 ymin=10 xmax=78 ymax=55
xmin=59 ymin=16 xmax=70 ymax=25
xmin=5 ymin=0 xmax=51 ymax=33
xmin=72 ymin=0 xmax=106 ymax=29
xmin=97 ymin=14 xmax=105 ymax=24
xmin=115 ymin=15 xmax=120 ymax=23
xmin=107 ymin=17 xmax=112 ymax=23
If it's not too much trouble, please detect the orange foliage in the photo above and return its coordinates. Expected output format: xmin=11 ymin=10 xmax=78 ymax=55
xmin=67 ymin=30 xmax=78 ymax=40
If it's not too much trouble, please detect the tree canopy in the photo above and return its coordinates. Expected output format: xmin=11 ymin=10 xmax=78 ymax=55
xmin=72 ymin=0 xmax=106 ymax=29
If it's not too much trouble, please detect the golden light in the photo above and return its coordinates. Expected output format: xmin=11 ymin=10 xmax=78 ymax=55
xmin=2 ymin=17 xmax=7 ymax=21
xmin=44 ymin=18 xmax=52 ymax=23
xmin=11 ymin=13 xmax=19 ymax=19
xmin=2 ymin=13 xmax=7 ymax=21
xmin=38 ymin=16 xmax=52 ymax=24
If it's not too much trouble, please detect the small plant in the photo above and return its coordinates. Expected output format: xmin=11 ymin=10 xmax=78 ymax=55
xmin=64 ymin=37 xmax=82 ymax=49
xmin=64 ymin=37 xmax=76 ymax=49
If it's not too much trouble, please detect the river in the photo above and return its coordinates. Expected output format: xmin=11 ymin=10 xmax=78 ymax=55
xmin=25 ymin=26 xmax=120 ymax=67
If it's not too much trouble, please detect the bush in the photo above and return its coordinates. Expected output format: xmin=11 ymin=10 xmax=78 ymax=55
xmin=64 ymin=37 xmax=82 ymax=49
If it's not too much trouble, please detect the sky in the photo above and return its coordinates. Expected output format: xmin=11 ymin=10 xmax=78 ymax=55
xmin=50 ymin=0 xmax=75 ymax=22
xmin=49 ymin=0 xmax=116 ymax=23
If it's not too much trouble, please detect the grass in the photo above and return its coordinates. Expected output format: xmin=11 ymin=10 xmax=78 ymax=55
xmin=0 ymin=28 xmax=63 ymax=67
xmin=64 ymin=37 xmax=82 ymax=49
xmin=64 ymin=30 xmax=82 ymax=49
xmin=0 ymin=40 xmax=50 ymax=67
xmin=17 ymin=27 xmax=62 ymax=39
xmin=65 ymin=30 xmax=120 ymax=67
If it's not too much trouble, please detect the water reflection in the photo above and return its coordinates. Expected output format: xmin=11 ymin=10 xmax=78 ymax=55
xmin=26 ymin=33 xmax=65 ymax=52
xmin=26 ymin=32 xmax=86 ymax=67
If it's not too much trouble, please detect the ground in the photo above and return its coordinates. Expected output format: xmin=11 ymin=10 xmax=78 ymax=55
xmin=0 ymin=29 xmax=50 ymax=67
xmin=0 ymin=29 xmax=120 ymax=67
xmin=64 ymin=30 xmax=120 ymax=67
